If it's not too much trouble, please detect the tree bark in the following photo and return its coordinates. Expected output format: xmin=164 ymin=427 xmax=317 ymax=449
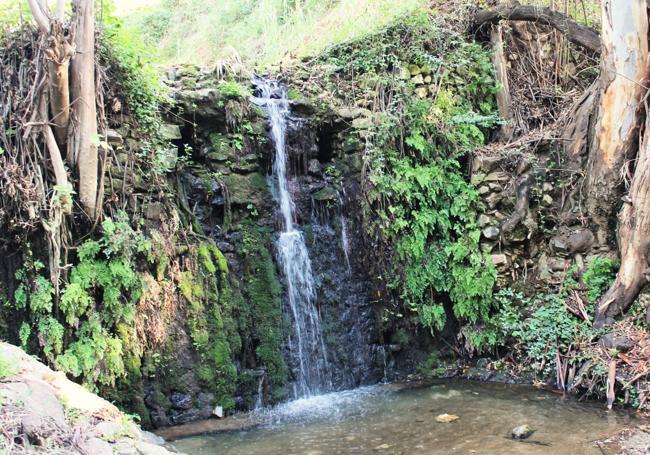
xmin=585 ymin=0 xmax=648 ymax=248
xmin=473 ymin=4 xmax=601 ymax=53
xmin=70 ymin=0 xmax=99 ymax=218
xmin=594 ymin=106 xmax=650 ymax=327
xmin=490 ymin=25 xmax=513 ymax=141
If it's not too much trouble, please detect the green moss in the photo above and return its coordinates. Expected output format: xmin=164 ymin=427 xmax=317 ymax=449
xmin=177 ymin=242 xmax=239 ymax=410
xmin=238 ymin=222 xmax=288 ymax=401
xmin=287 ymin=88 xmax=303 ymax=101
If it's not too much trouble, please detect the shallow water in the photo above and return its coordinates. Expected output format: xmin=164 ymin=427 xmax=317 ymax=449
xmin=173 ymin=380 xmax=634 ymax=455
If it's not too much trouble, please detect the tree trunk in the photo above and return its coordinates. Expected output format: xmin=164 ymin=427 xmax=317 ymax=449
xmin=490 ymin=25 xmax=513 ymax=141
xmin=585 ymin=0 xmax=648 ymax=248
xmin=594 ymin=109 xmax=650 ymax=327
xmin=70 ymin=0 xmax=99 ymax=218
xmin=45 ymin=21 xmax=74 ymax=148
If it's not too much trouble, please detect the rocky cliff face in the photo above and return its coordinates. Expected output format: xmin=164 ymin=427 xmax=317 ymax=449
xmin=123 ymin=66 xmax=389 ymax=426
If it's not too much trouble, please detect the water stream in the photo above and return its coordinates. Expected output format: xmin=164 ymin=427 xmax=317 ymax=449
xmin=253 ymin=78 xmax=331 ymax=398
xmin=173 ymin=379 xmax=633 ymax=454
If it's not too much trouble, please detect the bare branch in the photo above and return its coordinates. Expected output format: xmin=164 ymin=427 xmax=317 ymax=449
xmin=27 ymin=0 xmax=50 ymax=34
xmin=473 ymin=5 xmax=601 ymax=53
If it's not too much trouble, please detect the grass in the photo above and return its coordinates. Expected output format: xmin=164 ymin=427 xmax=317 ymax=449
xmin=118 ymin=0 xmax=430 ymax=67
xmin=0 ymin=353 xmax=16 ymax=380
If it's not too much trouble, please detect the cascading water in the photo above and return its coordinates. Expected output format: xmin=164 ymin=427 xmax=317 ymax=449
xmin=252 ymin=77 xmax=331 ymax=398
xmin=337 ymin=191 xmax=352 ymax=274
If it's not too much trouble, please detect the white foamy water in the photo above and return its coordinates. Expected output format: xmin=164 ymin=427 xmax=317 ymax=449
xmin=253 ymin=78 xmax=331 ymax=398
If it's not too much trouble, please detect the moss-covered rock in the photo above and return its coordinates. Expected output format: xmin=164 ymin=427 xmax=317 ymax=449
xmin=222 ymin=172 xmax=268 ymax=206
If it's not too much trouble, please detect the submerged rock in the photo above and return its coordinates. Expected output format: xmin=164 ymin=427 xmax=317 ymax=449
xmin=435 ymin=413 xmax=459 ymax=423
xmin=511 ymin=424 xmax=534 ymax=439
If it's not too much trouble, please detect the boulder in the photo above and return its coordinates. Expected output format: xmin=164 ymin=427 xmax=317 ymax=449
xmin=159 ymin=124 xmax=182 ymax=141
xmin=491 ymin=254 xmax=508 ymax=267
xmin=482 ymin=226 xmax=500 ymax=240
xmin=411 ymin=74 xmax=425 ymax=85
xmin=414 ymin=87 xmax=428 ymax=98
xmin=408 ymin=64 xmax=421 ymax=76
xmin=84 ymin=437 xmax=114 ymax=455
xmin=222 ymin=172 xmax=268 ymax=206
xmin=550 ymin=228 xmax=595 ymax=255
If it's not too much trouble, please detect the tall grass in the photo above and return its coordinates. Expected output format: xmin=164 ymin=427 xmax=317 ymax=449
xmin=121 ymin=0 xmax=430 ymax=67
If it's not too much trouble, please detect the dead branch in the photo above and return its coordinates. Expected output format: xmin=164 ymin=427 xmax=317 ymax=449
xmin=473 ymin=4 xmax=600 ymax=53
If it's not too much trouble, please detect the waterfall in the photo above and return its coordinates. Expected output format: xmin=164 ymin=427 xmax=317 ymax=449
xmin=337 ymin=191 xmax=352 ymax=274
xmin=253 ymin=77 xmax=331 ymax=398
xmin=254 ymin=373 xmax=265 ymax=410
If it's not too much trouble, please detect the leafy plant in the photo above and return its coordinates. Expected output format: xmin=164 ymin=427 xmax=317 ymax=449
xmin=12 ymin=212 xmax=150 ymax=389
xmin=353 ymin=27 xmax=500 ymax=352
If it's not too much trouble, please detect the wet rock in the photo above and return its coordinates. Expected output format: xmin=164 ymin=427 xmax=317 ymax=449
xmin=312 ymin=186 xmax=338 ymax=202
xmin=222 ymin=172 xmax=267 ymax=206
xmin=170 ymin=408 xmax=202 ymax=425
xmin=435 ymin=413 xmax=459 ymax=423
xmin=482 ymin=226 xmax=500 ymax=240
xmin=291 ymin=99 xmax=316 ymax=116
xmin=170 ymin=392 xmax=193 ymax=410
xmin=308 ymin=159 xmax=322 ymax=176
xmin=511 ymin=424 xmax=534 ymax=439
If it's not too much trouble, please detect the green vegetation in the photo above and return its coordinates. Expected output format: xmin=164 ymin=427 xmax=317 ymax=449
xmin=316 ymin=13 xmax=500 ymax=351
xmin=237 ymin=222 xmax=288 ymax=401
xmin=493 ymin=256 xmax=618 ymax=376
xmin=118 ymin=0 xmax=429 ymax=66
xmin=179 ymin=242 xmax=239 ymax=410
xmin=13 ymin=213 xmax=149 ymax=389
xmin=0 ymin=353 xmax=15 ymax=379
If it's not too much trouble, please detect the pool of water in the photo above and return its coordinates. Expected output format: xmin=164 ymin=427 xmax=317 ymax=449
xmin=172 ymin=380 xmax=635 ymax=455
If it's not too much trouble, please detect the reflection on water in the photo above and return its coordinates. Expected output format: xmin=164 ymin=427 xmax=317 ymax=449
xmin=173 ymin=380 xmax=633 ymax=455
